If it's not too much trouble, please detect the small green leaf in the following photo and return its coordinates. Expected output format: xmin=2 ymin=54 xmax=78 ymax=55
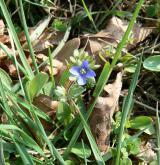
xmin=0 ymin=68 xmax=12 ymax=90
xmin=71 ymin=142 xmax=91 ymax=159
xmin=26 ymin=72 xmax=48 ymax=101
xmin=60 ymin=70 xmax=70 ymax=86
xmin=65 ymin=160 xmax=76 ymax=165
xmin=52 ymin=19 xmax=67 ymax=32
xmin=69 ymin=84 xmax=85 ymax=98
xmin=56 ymin=102 xmax=72 ymax=125
xmin=143 ymin=55 xmax=160 ymax=72
xmin=126 ymin=116 xmax=152 ymax=129
xmin=126 ymin=137 xmax=141 ymax=155
xmin=124 ymin=65 xmax=137 ymax=73
xmin=146 ymin=5 xmax=156 ymax=17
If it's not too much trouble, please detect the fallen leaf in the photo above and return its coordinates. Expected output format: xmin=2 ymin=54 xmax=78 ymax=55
xmin=0 ymin=35 xmax=10 ymax=43
xmin=81 ymin=16 xmax=153 ymax=55
xmin=0 ymin=20 xmax=5 ymax=35
xmin=81 ymin=31 xmax=116 ymax=55
xmin=31 ymin=29 xmax=64 ymax=52
xmin=89 ymin=72 xmax=122 ymax=152
xmin=57 ymin=38 xmax=80 ymax=62
xmin=33 ymin=94 xmax=58 ymax=131
xmin=36 ymin=54 xmax=64 ymax=75
xmin=105 ymin=16 xmax=154 ymax=50
xmin=137 ymin=139 xmax=156 ymax=163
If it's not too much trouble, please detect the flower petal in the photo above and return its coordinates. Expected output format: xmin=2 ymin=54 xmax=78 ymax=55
xmin=69 ymin=66 xmax=80 ymax=76
xmin=85 ymin=69 xmax=96 ymax=78
xmin=77 ymin=76 xmax=86 ymax=85
xmin=81 ymin=60 xmax=89 ymax=68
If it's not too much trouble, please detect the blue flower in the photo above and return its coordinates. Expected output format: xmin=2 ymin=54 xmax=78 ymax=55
xmin=69 ymin=60 xmax=96 ymax=85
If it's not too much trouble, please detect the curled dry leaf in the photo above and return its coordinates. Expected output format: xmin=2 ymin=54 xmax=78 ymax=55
xmin=89 ymin=72 xmax=122 ymax=152
xmin=56 ymin=38 xmax=80 ymax=62
xmin=81 ymin=16 xmax=153 ymax=55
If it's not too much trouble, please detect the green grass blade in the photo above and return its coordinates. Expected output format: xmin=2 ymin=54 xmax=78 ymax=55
xmin=156 ymin=102 xmax=160 ymax=164
xmin=18 ymin=0 xmax=39 ymax=74
xmin=72 ymin=101 xmax=105 ymax=165
xmin=11 ymin=137 xmax=34 ymax=165
xmin=0 ymin=139 xmax=5 ymax=165
xmin=81 ymin=0 xmax=98 ymax=32
xmin=0 ymin=78 xmax=15 ymax=124
xmin=0 ymin=125 xmax=45 ymax=156
xmin=115 ymin=57 xmax=142 ymax=165
xmin=48 ymin=48 xmax=55 ymax=90
xmin=0 ymin=0 xmax=33 ymax=78
xmin=30 ymin=107 xmax=65 ymax=164
xmin=82 ymin=139 xmax=88 ymax=165
xmin=93 ymin=62 xmax=110 ymax=97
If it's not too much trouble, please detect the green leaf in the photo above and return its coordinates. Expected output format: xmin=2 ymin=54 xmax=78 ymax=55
xmin=11 ymin=137 xmax=34 ymax=165
xmin=0 ymin=68 xmax=12 ymax=90
xmin=26 ymin=72 xmax=48 ymax=101
xmin=52 ymin=19 xmax=67 ymax=32
xmin=0 ymin=125 xmax=44 ymax=156
xmin=146 ymin=5 xmax=157 ymax=17
xmin=71 ymin=142 xmax=91 ymax=159
xmin=126 ymin=116 xmax=152 ymax=129
xmin=93 ymin=62 xmax=110 ymax=97
xmin=143 ymin=55 xmax=160 ymax=72
xmin=60 ymin=70 xmax=70 ymax=86
xmin=56 ymin=102 xmax=72 ymax=125
xmin=0 ymin=139 xmax=5 ymax=165
xmin=65 ymin=160 xmax=76 ymax=165
xmin=124 ymin=65 xmax=137 ymax=73
xmin=126 ymin=137 xmax=141 ymax=155
xmin=120 ymin=157 xmax=132 ymax=165
xmin=69 ymin=84 xmax=85 ymax=98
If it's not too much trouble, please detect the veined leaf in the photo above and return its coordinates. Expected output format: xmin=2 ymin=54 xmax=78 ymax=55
xmin=26 ymin=72 xmax=48 ymax=101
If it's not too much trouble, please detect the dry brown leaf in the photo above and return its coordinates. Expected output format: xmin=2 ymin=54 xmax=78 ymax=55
xmin=81 ymin=16 xmax=153 ymax=55
xmin=18 ymin=28 xmax=35 ymax=42
xmin=0 ymin=35 xmax=10 ymax=43
xmin=33 ymin=94 xmax=58 ymax=131
xmin=0 ymin=48 xmax=8 ymax=61
xmin=32 ymin=29 xmax=64 ymax=52
xmin=36 ymin=54 xmax=63 ymax=76
xmin=105 ymin=16 xmax=154 ymax=50
xmin=137 ymin=139 xmax=156 ymax=163
xmin=19 ymin=28 xmax=64 ymax=52
xmin=0 ymin=20 xmax=5 ymax=35
xmin=1 ymin=113 xmax=8 ymax=124
xmin=57 ymin=38 xmax=80 ymax=62
xmin=81 ymin=31 xmax=116 ymax=55
xmin=33 ymin=94 xmax=58 ymax=114
xmin=89 ymin=72 xmax=122 ymax=152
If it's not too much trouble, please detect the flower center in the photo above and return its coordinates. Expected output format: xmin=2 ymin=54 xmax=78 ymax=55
xmin=80 ymin=68 xmax=87 ymax=74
